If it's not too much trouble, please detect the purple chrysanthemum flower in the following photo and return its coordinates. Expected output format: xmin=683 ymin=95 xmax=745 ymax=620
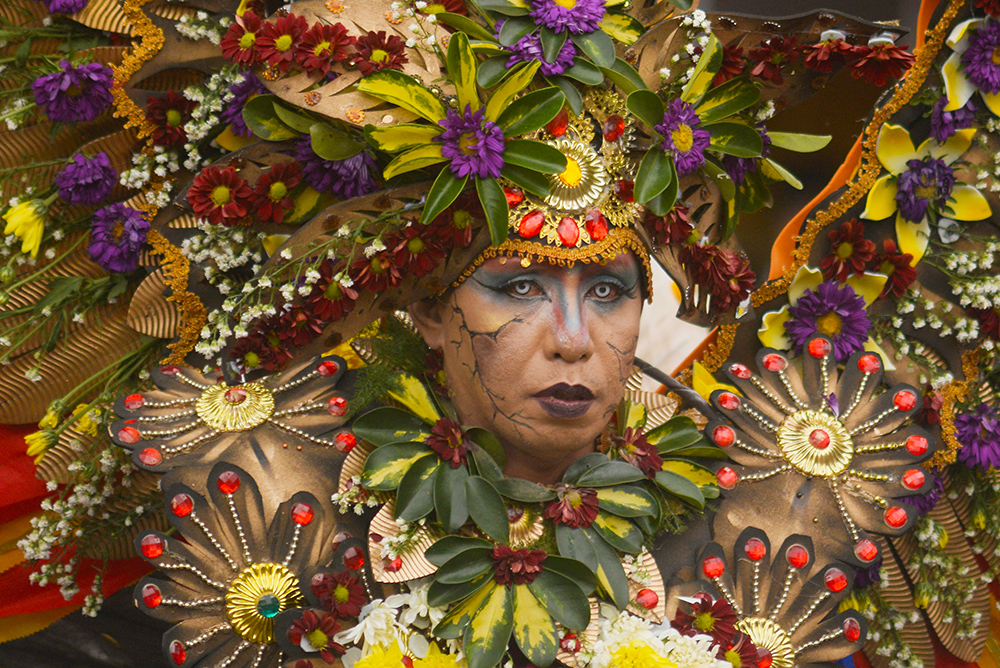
xmin=955 ymin=403 xmax=1000 ymax=471
xmin=784 ymin=281 xmax=871 ymax=363
xmin=901 ymin=469 xmax=943 ymax=517
xmin=42 ymin=0 xmax=88 ymax=13
xmin=31 ymin=60 xmax=113 ymax=123
xmin=654 ymin=99 xmax=711 ymax=176
xmin=221 ymin=71 xmax=269 ymax=139
xmin=435 ymin=104 xmax=505 ymax=180
xmin=723 ymin=126 xmax=771 ymax=186
xmin=961 ymin=20 xmax=1000 ymax=95
xmin=87 ymin=203 xmax=149 ymax=273
xmin=504 ymin=31 xmax=576 ymax=76
xmin=529 ymin=0 xmax=605 ymax=35
xmin=294 ymin=137 xmax=379 ymax=199
xmin=894 ymin=157 xmax=954 ymax=222
xmin=853 ymin=551 xmax=882 ymax=589
xmin=930 ymin=96 xmax=976 ymax=143
xmin=55 ymin=153 xmax=117 ymax=206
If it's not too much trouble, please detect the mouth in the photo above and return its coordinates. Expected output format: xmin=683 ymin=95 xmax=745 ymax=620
xmin=533 ymin=383 xmax=595 ymax=419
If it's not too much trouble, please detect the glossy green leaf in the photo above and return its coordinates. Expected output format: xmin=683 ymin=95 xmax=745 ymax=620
xmin=366 ymin=123 xmax=442 ymax=152
xmin=485 ymin=61 xmax=541 ymax=121
xmin=768 ymin=131 xmax=832 ymax=153
xmin=448 ymin=32 xmax=480 ymax=111
xmin=503 ymin=139 xmax=567 ymax=174
xmin=437 ymin=12 xmax=496 ymax=41
xmin=361 ymin=444 xmax=433 ymax=490
xmin=352 ymin=406 xmax=430 ymax=445
xmin=761 ymin=157 xmax=803 ymax=189
xmin=540 ymin=555 xmax=597 ymax=594
xmin=586 ymin=527 xmax=629 ymax=608
xmin=500 ymin=163 xmax=551 ymax=199
xmin=469 ymin=446 xmax=503 ymax=482
xmin=512 ymin=585 xmax=558 ymax=667
xmin=426 ymin=535 xmax=494 ymax=566
xmin=561 ymin=59 xmax=604 ymax=85
xmin=493 ymin=477 xmax=556 ymax=502
xmin=387 ymin=373 xmax=444 ymax=424
xmin=383 ymin=143 xmax=446 ymax=180
xmin=433 ymin=579 xmax=497 ymax=639
xmin=739 ymin=168 xmax=773 ymax=212
xmin=681 ymin=32 xmax=721 ymax=105
xmin=668 ymin=0 xmax=692 ymax=8
xmin=724 ymin=190 xmax=741 ymax=240
xmin=242 ymin=95 xmax=298 ymax=140
xmin=646 ymin=162 xmax=678 ymax=216
xmin=555 ymin=524 xmax=598 ymax=571
xmin=283 ymin=186 xmax=330 ymax=225
xmin=496 ymin=87 xmax=565 ymax=136
xmin=395 ymin=455 xmax=439 ymax=521
xmin=540 ymin=27 xmax=567 ymax=65
xmin=467 ymin=428 xmax=506 ymax=471
xmin=476 ymin=176 xmax=510 ymax=246
xmin=595 ymin=485 xmax=657 ymax=517
xmin=695 ymin=77 xmax=761 ymax=124
xmin=599 ymin=12 xmax=644 ymax=45
xmin=634 ymin=148 xmax=673 ymax=203
xmin=600 ymin=59 xmax=645 ymax=95
xmin=476 ymin=0 xmax=529 ymax=15
xmin=498 ymin=17 xmax=534 ymax=46
xmin=273 ymin=102 xmax=317 ymax=133
xmin=357 ymin=69 xmax=447 ymax=122
xmin=464 ymin=583 xmax=514 ymax=668
xmin=428 ymin=573 xmax=492 ymax=608
xmin=575 ymin=460 xmax=646 ymax=487
xmin=706 ymin=121 xmax=764 ymax=158
xmin=435 ymin=548 xmax=494 ymax=583
xmin=466 ymin=475 xmax=510 ymax=543
xmin=528 ymin=570 xmax=592 ymax=630
xmin=662 ymin=458 xmax=717 ymax=487
xmin=671 ymin=445 xmax=727 ymax=459
xmin=654 ymin=469 xmax=705 ymax=508
xmin=646 ymin=415 xmax=704 ymax=451
xmin=571 ymin=29 xmax=615 ymax=68
xmin=477 ymin=55 xmax=510 ymax=89
xmin=563 ymin=452 xmax=611 ymax=485
xmin=626 ymin=89 xmax=664 ymax=131
xmin=702 ymin=157 xmax=736 ymax=201
xmin=592 ymin=511 xmax=643 ymax=553
xmin=420 ymin=169 xmax=468 ymax=224
xmin=620 ymin=400 xmax=647 ymax=432
xmin=545 ymin=75 xmax=584 ymax=115
xmin=470 ymin=41 xmax=506 ymax=55
xmin=434 ymin=462 xmax=470 ymax=531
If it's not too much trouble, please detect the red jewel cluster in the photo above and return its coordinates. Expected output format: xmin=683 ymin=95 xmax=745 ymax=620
xmin=187 ymin=161 xmax=303 ymax=227
xmin=491 ymin=545 xmax=547 ymax=586
xmin=145 ymin=91 xmax=199 ymax=148
xmin=506 ymin=187 xmax=610 ymax=248
xmin=820 ymin=218 xmax=916 ymax=298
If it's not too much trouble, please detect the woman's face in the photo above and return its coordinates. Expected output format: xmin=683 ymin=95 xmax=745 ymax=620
xmin=410 ymin=252 xmax=643 ymax=483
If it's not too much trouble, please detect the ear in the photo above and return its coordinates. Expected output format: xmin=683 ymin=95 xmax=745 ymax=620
xmin=407 ymin=299 xmax=447 ymax=350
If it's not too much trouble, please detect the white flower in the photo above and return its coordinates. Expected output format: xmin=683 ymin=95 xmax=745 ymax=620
xmin=334 ymin=599 xmax=407 ymax=651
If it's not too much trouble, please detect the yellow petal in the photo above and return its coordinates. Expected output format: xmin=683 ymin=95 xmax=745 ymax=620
xmin=216 ymin=126 xmax=256 ymax=151
xmin=982 ymin=89 xmax=1000 ymax=118
xmin=846 ymin=272 xmax=888 ymax=307
xmin=861 ymin=175 xmax=899 ymax=221
xmin=863 ymin=338 xmax=896 ymax=372
xmin=262 ymin=234 xmax=289 ymax=256
xmin=895 ymin=214 xmax=931 ymax=265
xmin=788 ymin=265 xmax=823 ymax=305
xmin=947 ymin=18 xmax=981 ymax=51
xmin=758 ymin=305 xmax=791 ymax=351
xmin=875 ymin=124 xmax=916 ymax=174
xmin=920 ymin=127 xmax=974 ymax=163
xmin=947 ymin=184 xmax=992 ymax=221
xmin=693 ymin=361 xmax=739 ymax=401
xmin=942 ymin=52 xmax=977 ymax=112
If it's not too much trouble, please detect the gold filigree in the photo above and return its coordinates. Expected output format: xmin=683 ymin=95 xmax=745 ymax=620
xmin=225 ymin=562 xmax=303 ymax=644
xmin=196 ymin=382 xmax=275 ymax=432
xmin=545 ymin=138 xmax=607 ymax=212
xmin=146 ymin=230 xmax=207 ymax=365
xmin=934 ymin=348 xmax=980 ymax=468
xmin=736 ymin=617 xmax=795 ymax=668
xmin=777 ymin=410 xmax=854 ymax=477
xmin=110 ymin=0 xmax=163 ymax=140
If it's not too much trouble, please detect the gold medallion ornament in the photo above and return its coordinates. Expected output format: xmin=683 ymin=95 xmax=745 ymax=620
xmin=226 ymin=562 xmax=304 ymax=644
xmin=736 ymin=617 xmax=795 ymax=668
xmin=776 ymin=410 xmax=854 ymax=478
xmin=196 ymin=382 xmax=276 ymax=432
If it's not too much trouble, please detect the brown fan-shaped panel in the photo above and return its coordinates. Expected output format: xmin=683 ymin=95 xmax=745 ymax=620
xmin=71 ymin=0 xmax=132 ymax=33
xmin=127 ymin=268 xmax=181 ymax=339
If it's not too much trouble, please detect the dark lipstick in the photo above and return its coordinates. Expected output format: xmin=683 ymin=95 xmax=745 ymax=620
xmin=533 ymin=383 xmax=594 ymax=419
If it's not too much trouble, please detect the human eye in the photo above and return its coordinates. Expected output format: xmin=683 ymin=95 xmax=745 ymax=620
xmin=503 ymin=278 xmax=543 ymax=298
xmin=588 ymin=279 xmax=624 ymax=301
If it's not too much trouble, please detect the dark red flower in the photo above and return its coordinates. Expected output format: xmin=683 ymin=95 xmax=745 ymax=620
xmin=439 ymin=0 xmax=468 ymax=14
xmin=683 ymin=245 xmax=755 ymax=313
xmin=645 ymin=204 xmax=694 ymax=247
xmin=851 ymin=42 xmax=914 ymax=86
xmin=803 ymin=38 xmax=859 ymax=73
xmin=230 ymin=327 xmax=292 ymax=372
xmin=712 ymin=45 xmax=745 ymax=86
xmin=288 ymin=609 xmax=344 ymax=664
xmin=976 ymin=0 xmax=1000 ymax=16
xmin=970 ymin=307 xmax=1000 ymax=340
xmin=277 ymin=306 xmax=325 ymax=347
xmin=187 ymin=165 xmax=253 ymax=226
xmin=306 ymin=260 xmax=359 ymax=321
xmin=610 ymin=426 xmax=663 ymax=478
xmin=296 ymin=22 xmax=355 ymax=75
xmin=873 ymin=239 xmax=916 ymax=298
xmin=257 ymin=14 xmax=310 ymax=73
xmin=350 ymin=248 xmax=403 ymax=292
xmin=747 ymin=36 xmax=800 ymax=85
xmin=252 ymin=162 xmax=301 ymax=224
xmin=430 ymin=194 xmax=481 ymax=248
xmin=820 ymin=219 xmax=876 ymax=282
xmin=311 ymin=571 xmax=368 ymax=619
xmin=351 ymin=30 xmax=408 ymax=76
xmin=918 ymin=385 xmax=943 ymax=428
xmin=491 ymin=545 xmax=546 ymax=586
xmin=394 ymin=223 xmax=446 ymax=277
xmin=543 ymin=485 xmax=599 ymax=528
xmin=720 ymin=633 xmax=760 ymax=668
xmin=672 ymin=592 xmax=738 ymax=645
xmin=146 ymin=91 xmax=198 ymax=147
xmin=221 ymin=11 xmax=264 ymax=67
xmin=425 ymin=417 xmax=470 ymax=468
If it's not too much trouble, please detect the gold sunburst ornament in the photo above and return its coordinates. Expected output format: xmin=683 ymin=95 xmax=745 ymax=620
xmin=226 ymin=562 xmax=304 ymax=644
xmin=196 ymin=382 xmax=275 ymax=431
xmin=776 ymin=410 xmax=854 ymax=477
xmin=735 ymin=617 xmax=795 ymax=668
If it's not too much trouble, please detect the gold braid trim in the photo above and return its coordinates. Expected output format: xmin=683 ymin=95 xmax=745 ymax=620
xmin=110 ymin=0 xmax=162 ymax=142
xmin=933 ymin=348 xmax=981 ymax=468
xmin=146 ymin=230 xmax=207 ymax=365
xmin=697 ymin=324 xmax=737 ymax=373
xmin=449 ymin=227 xmax=653 ymax=300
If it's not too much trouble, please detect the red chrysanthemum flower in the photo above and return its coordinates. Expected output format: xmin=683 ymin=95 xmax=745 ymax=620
xmin=425 ymin=417 xmax=470 ymax=468
xmin=257 ymin=14 xmax=310 ymax=73
xmin=683 ymin=245 xmax=755 ymax=313
xmin=230 ymin=327 xmax=293 ymax=372
xmin=918 ymin=385 xmax=943 ymax=428
xmin=306 ymin=260 xmax=359 ymax=322
xmin=311 ymin=571 xmax=368 ymax=619
xmin=748 ymin=36 xmax=800 ymax=85
xmin=645 ymin=204 xmax=694 ymax=247
xmin=187 ymin=165 xmax=253 ymax=226
xmin=712 ymin=45 xmax=745 ymax=86
xmin=803 ymin=38 xmax=859 ymax=73
xmin=976 ymin=0 xmax=1000 ymax=16
xmin=296 ymin=22 xmax=355 ymax=75
xmin=220 ymin=11 xmax=264 ymax=67
xmin=146 ymin=91 xmax=198 ymax=147
xmin=672 ymin=592 xmax=739 ymax=646
xmin=350 ymin=248 xmax=403 ymax=292
xmin=351 ymin=30 xmax=408 ymax=76
xmin=820 ymin=218 xmax=876 ymax=282
xmin=970 ymin=307 xmax=1000 ymax=340
xmin=873 ymin=239 xmax=916 ymax=298
xmin=610 ymin=426 xmax=663 ymax=479
xmin=394 ymin=223 xmax=446 ymax=278
xmin=430 ymin=195 xmax=480 ymax=248
xmin=851 ymin=42 xmax=915 ymax=86
xmin=251 ymin=162 xmax=301 ymax=224
xmin=491 ymin=545 xmax=546 ymax=586
xmin=277 ymin=306 xmax=325 ymax=347
xmin=720 ymin=633 xmax=760 ymax=668
xmin=288 ymin=609 xmax=344 ymax=664
xmin=543 ymin=485 xmax=599 ymax=528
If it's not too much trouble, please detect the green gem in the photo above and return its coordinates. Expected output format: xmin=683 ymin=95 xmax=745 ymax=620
xmin=256 ymin=593 xmax=281 ymax=618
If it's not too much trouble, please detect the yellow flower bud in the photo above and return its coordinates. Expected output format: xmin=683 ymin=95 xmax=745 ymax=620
xmin=71 ymin=404 xmax=99 ymax=436
xmin=938 ymin=528 xmax=949 ymax=549
xmin=25 ymin=430 xmax=55 ymax=458
xmin=973 ymin=509 xmax=987 ymax=530
xmin=38 ymin=409 xmax=60 ymax=430
xmin=2 ymin=200 xmax=46 ymax=258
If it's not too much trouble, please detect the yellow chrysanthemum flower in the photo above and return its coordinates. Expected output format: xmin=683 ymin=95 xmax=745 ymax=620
xmin=3 ymin=200 xmax=46 ymax=258
xmin=413 ymin=643 xmax=464 ymax=668
xmin=38 ymin=408 xmax=60 ymax=430
xmin=25 ymin=430 xmax=55 ymax=459
xmin=355 ymin=643 xmax=406 ymax=668
xmin=71 ymin=404 xmax=99 ymax=436
xmin=610 ymin=641 xmax=675 ymax=668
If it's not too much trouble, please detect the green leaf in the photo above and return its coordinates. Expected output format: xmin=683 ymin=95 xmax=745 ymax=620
xmin=626 ymin=89 xmax=665 ymax=131
xmin=467 ymin=428 xmax=506 ymax=471
xmin=434 ymin=579 xmax=497 ymax=638
xmin=645 ymin=415 xmax=704 ymax=451
xmin=448 ymin=32 xmax=480 ymax=111
xmin=540 ymin=27 xmax=567 ymax=65
xmin=634 ymin=148 xmax=673 ymax=203
xmin=662 ymin=458 xmax=717 ymax=487
xmin=600 ymin=59 xmax=645 ymax=95
xmin=599 ymin=12 xmax=644 ymax=45
xmin=353 ymin=406 xmax=430 ymax=445
xmin=395 ymin=455 xmax=439 ymax=521
xmin=586 ymin=527 xmax=629 ymax=608
xmin=512 ymin=585 xmax=558 ymax=667
xmin=464 ymin=583 xmax=514 ymax=668
xmin=366 ymin=123 xmax=442 ymax=152
xmin=361 ymin=444 xmax=433 ymax=490
xmin=503 ymin=139 xmax=567 ymax=174
xmin=592 ymin=511 xmax=644 ymax=553
xmin=476 ymin=176 xmax=510 ymax=246
xmin=383 ymin=144 xmax=446 ymax=180
xmin=386 ymin=373 xmax=443 ymax=424
xmin=500 ymin=163 xmax=551 ymax=199
xmin=434 ymin=462 xmax=471 ymax=531
xmin=545 ymin=75 xmax=584 ymax=115
xmin=563 ymin=452 xmax=612 ymax=485
xmin=702 ymin=157 xmax=736 ymax=201
xmin=498 ymin=17 xmax=534 ymax=46
xmin=680 ymin=32 xmax=721 ymax=105
xmin=571 ymin=29 xmax=615 ymax=68
xmin=496 ymin=87 xmax=566 ymax=136
xmin=477 ymin=0 xmax=529 ymax=14
xmin=694 ymin=77 xmax=761 ymax=124
xmin=575 ymin=460 xmax=646 ymax=487
xmin=435 ymin=548 xmax=494 ymax=584
xmin=654 ymin=469 xmax=705 ymax=508
xmin=477 ymin=56 xmax=511 ymax=89
xmin=706 ymin=121 xmax=764 ymax=158
xmin=273 ymin=102 xmax=317 ymax=133
xmin=528 ymin=571 xmax=592 ymax=630
xmin=242 ymin=95 xmax=298 ymax=141
xmin=561 ymin=59 xmax=604 ymax=86
xmin=485 ymin=61 xmax=541 ymax=122
xmin=539 ymin=555 xmax=597 ymax=594
xmin=646 ymin=162 xmax=678 ymax=216
xmin=768 ymin=131 xmax=832 ymax=153
xmin=420 ymin=169 xmax=468 ymax=224
xmin=595 ymin=485 xmax=658 ymax=517
xmin=670 ymin=445 xmax=727 ymax=459
xmin=493 ymin=477 xmax=556 ymax=502
xmin=284 ymin=186 xmax=330 ymax=225
xmin=619 ymin=400 xmax=647 ymax=431
xmin=428 ymin=573 xmax=492 ymax=608
xmin=555 ymin=524 xmax=598 ymax=571
xmin=469 ymin=446 xmax=504 ymax=482
xmin=760 ymin=157 xmax=803 ymax=189
xmin=357 ymin=69 xmax=447 ymax=122
xmin=466 ymin=476 xmax=510 ymax=543
xmin=437 ymin=12 xmax=496 ymax=41
xmin=426 ymin=535 xmax=494 ymax=566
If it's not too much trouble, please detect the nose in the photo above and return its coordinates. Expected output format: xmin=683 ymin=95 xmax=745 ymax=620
xmin=545 ymin=293 xmax=594 ymax=363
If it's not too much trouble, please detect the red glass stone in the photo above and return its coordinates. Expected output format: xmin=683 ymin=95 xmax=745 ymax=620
xmin=614 ymin=180 xmax=634 ymax=202
xmin=808 ymin=338 xmax=831 ymax=358
xmin=560 ymin=633 xmax=581 ymax=653
xmin=328 ymin=396 xmax=348 ymax=417
xmin=702 ymin=555 xmax=725 ymax=578
xmin=369 ymin=532 xmax=383 ymax=544
xmin=557 ymin=217 xmax=579 ymax=247
xmin=786 ymin=544 xmax=809 ymax=568
xmin=854 ymin=538 xmax=878 ymax=562
xmin=857 ymin=354 xmax=881 ymax=374
xmin=401 ymin=658 xmax=414 ymax=668
xmin=343 ymin=546 xmax=365 ymax=570
xmin=383 ymin=556 xmax=403 ymax=572
xmin=335 ymin=432 xmax=356 ymax=453
xmin=117 ymin=426 xmax=141 ymax=444
xmin=712 ymin=425 xmax=735 ymax=447
xmin=124 ymin=394 xmax=145 ymax=410
xmin=139 ymin=448 xmax=162 ymax=466
xmin=217 ymin=470 xmax=240 ymax=495
xmin=504 ymin=187 xmax=524 ymax=207
xmin=291 ymin=502 xmax=314 ymax=525
xmin=762 ymin=353 xmax=787 ymax=372
xmin=843 ymin=617 xmax=862 ymax=642
xmin=224 ymin=387 xmax=247 ymax=404
xmin=824 ymin=567 xmax=848 ymax=592
xmin=809 ymin=429 xmax=830 ymax=449
xmin=894 ymin=390 xmax=917 ymax=411
xmin=744 ymin=537 xmax=767 ymax=561
xmin=160 ymin=365 xmax=181 ymax=376
xmin=141 ymin=534 xmax=164 ymax=559
xmin=717 ymin=467 xmax=738 ymax=489
xmin=518 ymin=210 xmax=545 ymax=238
xmin=636 ymin=588 xmax=658 ymax=609
xmin=718 ymin=392 xmax=740 ymax=410
xmin=729 ymin=363 xmax=751 ymax=380
xmin=584 ymin=209 xmax=608 ymax=241
xmin=141 ymin=583 xmax=162 ymax=608
xmin=884 ymin=506 xmax=907 ymax=528
xmin=317 ymin=360 xmax=340 ymax=376
xmin=902 ymin=469 xmax=925 ymax=489
xmin=169 ymin=640 xmax=186 ymax=665
xmin=905 ymin=434 xmax=928 ymax=456
xmin=170 ymin=493 xmax=193 ymax=517
xmin=756 ymin=647 xmax=773 ymax=668
xmin=331 ymin=531 xmax=351 ymax=551
xmin=547 ymin=108 xmax=569 ymax=137
xmin=602 ymin=114 xmax=626 ymax=142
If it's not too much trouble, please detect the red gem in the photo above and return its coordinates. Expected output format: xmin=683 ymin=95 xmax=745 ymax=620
xmin=756 ymin=647 xmax=773 ymax=668
xmin=602 ymin=114 xmax=626 ymax=142
xmin=857 ymin=354 xmax=881 ymax=374
xmin=508 ymin=506 xmax=525 ymax=522
xmin=402 ymin=658 xmax=414 ymax=668
xmin=843 ymin=617 xmax=862 ymax=642
xmin=884 ymin=506 xmax=907 ymax=528
xmin=905 ymin=434 xmax=928 ymax=456
xmin=808 ymin=338 xmax=831 ymax=358
xmin=557 ymin=217 xmax=579 ymax=247
xmin=124 ymin=394 xmax=145 ymax=410
xmin=335 ymin=432 xmax=356 ymax=453
xmin=139 ymin=448 xmax=162 ymax=466
xmin=331 ymin=531 xmax=351 ymax=551
xmin=824 ymin=567 xmax=848 ymax=592
xmin=636 ymin=588 xmax=658 ymax=609
xmin=504 ymin=187 xmax=524 ymax=207
xmin=518 ymin=210 xmax=545 ymax=238
xmin=712 ymin=425 xmax=735 ymax=447
xmin=729 ymin=363 xmax=751 ymax=379
xmin=141 ymin=583 xmax=162 ymax=608
xmin=716 ymin=467 xmax=738 ymax=489
xmin=718 ymin=392 xmax=740 ymax=410
xmin=702 ymin=555 xmax=725 ymax=578
xmin=762 ymin=353 xmax=787 ymax=372
xmin=170 ymin=493 xmax=193 ymax=517
xmin=383 ymin=556 xmax=403 ymax=572
xmin=328 ymin=396 xmax=348 ymax=417
xmin=854 ymin=539 xmax=878 ymax=562
xmin=786 ymin=544 xmax=809 ymax=568
xmin=560 ymin=633 xmax=581 ymax=653
xmin=117 ymin=426 xmax=141 ymax=444
xmin=584 ymin=209 xmax=608 ymax=241
xmin=160 ymin=365 xmax=181 ymax=376
xmin=317 ymin=360 xmax=340 ymax=376
xmin=169 ymin=640 xmax=186 ymax=665
xmin=809 ymin=429 xmax=830 ymax=449
xmin=141 ymin=534 xmax=164 ymax=559
xmin=614 ymin=180 xmax=635 ymax=202
xmin=902 ymin=469 xmax=925 ymax=489
xmin=344 ymin=546 xmax=365 ymax=570
xmin=546 ymin=108 xmax=568 ymax=136
xmin=291 ymin=502 xmax=314 ymax=525
xmin=894 ymin=390 xmax=917 ymax=411
xmin=744 ymin=537 xmax=767 ymax=561
xmin=224 ymin=387 xmax=247 ymax=404
xmin=217 ymin=470 xmax=240 ymax=495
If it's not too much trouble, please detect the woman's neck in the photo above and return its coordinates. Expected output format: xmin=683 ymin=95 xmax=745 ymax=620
xmin=501 ymin=438 xmax=597 ymax=485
